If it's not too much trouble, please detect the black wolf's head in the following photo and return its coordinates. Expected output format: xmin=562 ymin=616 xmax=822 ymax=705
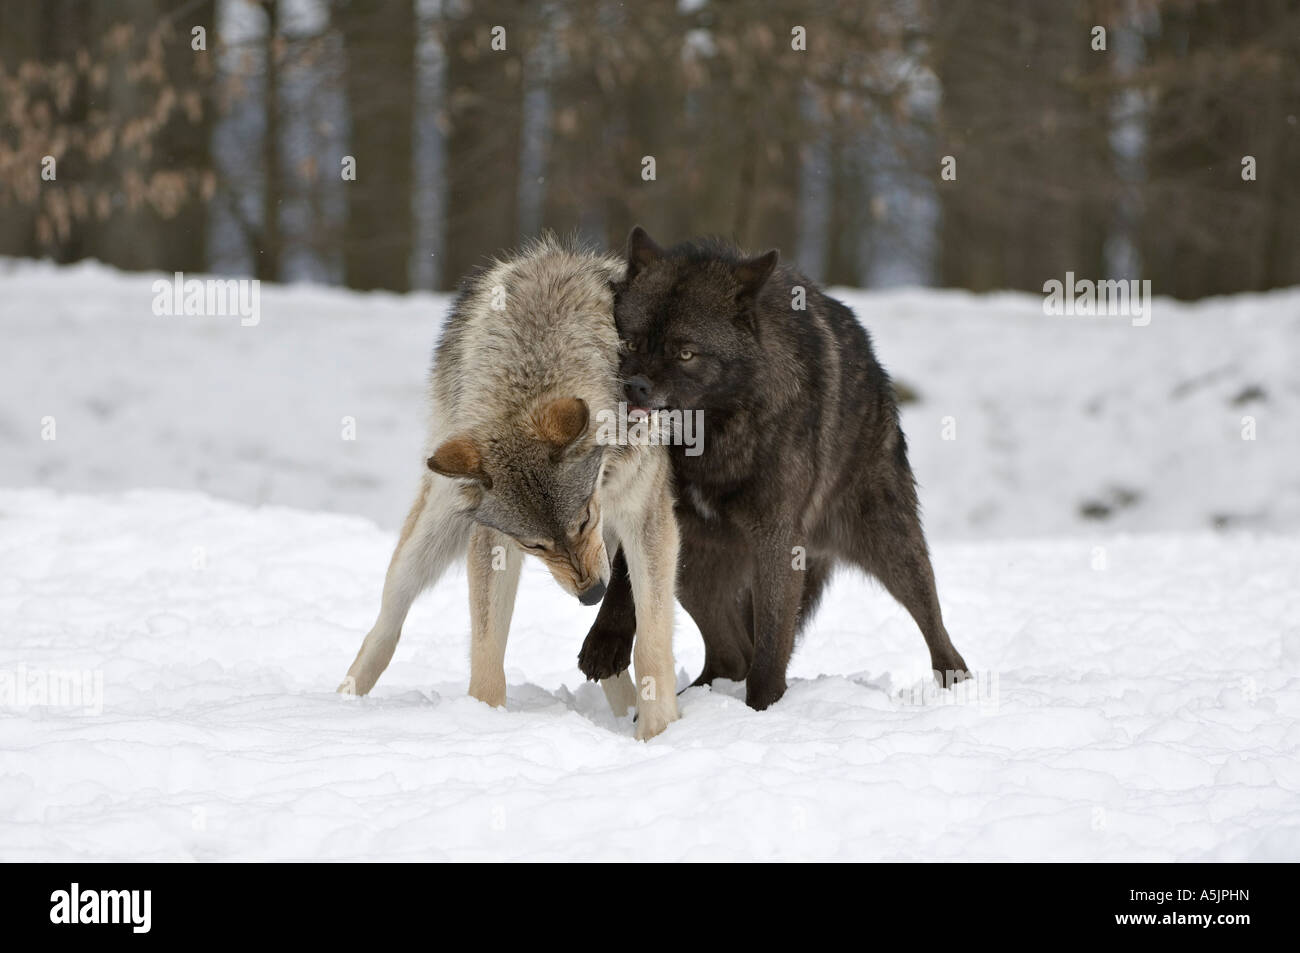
xmin=613 ymin=227 xmax=778 ymax=417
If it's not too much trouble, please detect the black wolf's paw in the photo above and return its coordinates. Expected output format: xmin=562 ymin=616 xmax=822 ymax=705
xmin=577 ymin=624 xmax=634 ymax=682
xmin=932 ymin=654 xmax=972 ymax=688
xmin=744 ymin=676 xmax=787 ymax=712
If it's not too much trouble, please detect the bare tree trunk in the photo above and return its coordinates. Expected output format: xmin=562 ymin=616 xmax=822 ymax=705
xmin=441 ymin=1 xmax=525 ymax=287
xmin=256 ymin=0 xmax=282 ymax=281
xmin=151 ymin=0 xmax=215 ymax=273
xmin=935 ymin=0 xmax=1110 ymax=291
xmin=339 ymin=0 xmax=416 ymax=291
xmin=824 ymin=123 xmax=864 ymax=286
xmin=747 ymin=136 xmax=801 ymax=256
xmin=94 ymin=0 xmax=216 ymax=274
xmin=38 ymin=0 xmax=93 ymax=264
xmin=1140 ymin=0 xmax=1299 ymax=298
xmin=540 ymin=30 xmax=605 ymax=239
xmin=0 ymin=2 xmax=43 ymax=258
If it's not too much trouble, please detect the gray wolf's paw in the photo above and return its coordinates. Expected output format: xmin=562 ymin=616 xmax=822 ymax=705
xmin=634 ymin=695 xmax=679 ymax=741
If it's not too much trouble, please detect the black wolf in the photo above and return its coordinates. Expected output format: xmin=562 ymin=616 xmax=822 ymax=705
xmin=578 ymin=227 xmax=970 ymax=710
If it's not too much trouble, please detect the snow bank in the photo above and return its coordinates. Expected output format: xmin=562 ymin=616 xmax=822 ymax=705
xmin=3 ymin=488 xmax=1297 ymax=861
xmin=3 ymin=258 xmax=1297 ymax=539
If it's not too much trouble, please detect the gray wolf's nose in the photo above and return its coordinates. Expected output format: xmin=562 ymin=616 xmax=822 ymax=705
xmin=578 ymin=581 xmax=607 ymax=606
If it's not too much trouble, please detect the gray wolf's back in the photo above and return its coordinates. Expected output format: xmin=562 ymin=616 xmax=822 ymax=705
xmin=431 ymin=236 xmax=625 ymax=432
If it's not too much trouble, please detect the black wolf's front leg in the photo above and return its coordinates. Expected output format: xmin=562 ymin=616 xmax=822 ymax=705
xmin=577 ymin=548 xmax=636 ymax=681
xmin=745 ymin=528 xmax=805 ymax=710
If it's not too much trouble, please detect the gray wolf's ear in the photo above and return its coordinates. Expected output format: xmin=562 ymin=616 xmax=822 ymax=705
xmin=428 ymin=436 xmax=492 ymax=488
xmin=734 ymin=249 xmax=778 ymax=299
xmin=535 ymin=397 xmax=590 ymax=454
xmin=626 ymin=226 xmax=664 ymax=282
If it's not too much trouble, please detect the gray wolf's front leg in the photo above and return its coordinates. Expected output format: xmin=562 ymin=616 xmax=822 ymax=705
xmin=340 ymin=475 xmax=471 ymax=695
xmin=466 ymin=524 xmax=523 ymax=707
xmin=623 ymin=488 xmax=680 ymax=740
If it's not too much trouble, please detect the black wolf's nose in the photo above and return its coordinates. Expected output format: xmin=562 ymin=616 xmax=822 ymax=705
xmin=625 ymin=376 xmax=653 ymax=407
xmin=578 ymin=581 xmax=607 ymax=606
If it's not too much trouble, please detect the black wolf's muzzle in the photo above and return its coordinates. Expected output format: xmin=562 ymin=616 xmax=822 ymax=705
xmin=624 ymin=375 xmax=654 ymax=407
xmin=578 ymin=581 xmax=607 ymax=606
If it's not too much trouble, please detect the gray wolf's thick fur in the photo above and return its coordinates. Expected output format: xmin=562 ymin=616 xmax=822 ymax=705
xmin=340 ymin=235 xmax=680 ymax=740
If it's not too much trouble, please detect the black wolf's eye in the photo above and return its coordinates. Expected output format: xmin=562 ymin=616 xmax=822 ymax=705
xmin=678 ymin=348 xmax=694 ymax=361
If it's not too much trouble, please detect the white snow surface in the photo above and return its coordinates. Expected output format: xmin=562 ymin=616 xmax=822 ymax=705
xmin=2 ymin=259 xmax=1299 ymax=861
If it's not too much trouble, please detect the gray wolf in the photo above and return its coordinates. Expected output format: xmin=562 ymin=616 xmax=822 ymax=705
xmin=340 ymin=235 xmax=680 ymax=740
xmin=578 ymin=227 xmax=970 ymax=710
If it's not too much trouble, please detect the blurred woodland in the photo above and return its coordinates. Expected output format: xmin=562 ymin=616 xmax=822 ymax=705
xmin=1 ymin=0 xmax=1297 ymax=297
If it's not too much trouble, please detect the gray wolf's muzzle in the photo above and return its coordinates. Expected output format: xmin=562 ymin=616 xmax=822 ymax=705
xmin=578 ymin=581 xmax=607 ymax=606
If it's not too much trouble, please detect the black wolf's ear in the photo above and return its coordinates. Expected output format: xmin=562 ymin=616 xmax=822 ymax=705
xmin=626 ymin=226 xmax=664 ymax=282
xmin=535 ymin=397 xmax=590 ymax=455
xmin=428 ymin=436 xmax=492 ymax=489
xmin=733 ymin=249 xmax=778 ymax=299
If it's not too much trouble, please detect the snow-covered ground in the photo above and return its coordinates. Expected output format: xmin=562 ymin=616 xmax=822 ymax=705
xmin=2 ymin=259 xmax=1298 ymax=861
xmin=3 ymin=489 xmax=1298 ymax=861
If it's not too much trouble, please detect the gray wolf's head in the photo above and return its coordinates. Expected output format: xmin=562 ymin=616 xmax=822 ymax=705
xmin=429 ymin=397 xmax=611 ymax=605
xmin=613 ymin=226 xmax=779 ymax=417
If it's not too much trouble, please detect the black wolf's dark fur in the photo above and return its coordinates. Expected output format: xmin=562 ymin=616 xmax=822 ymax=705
xmin=578 ymin=227 xmax=970 ymax=710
